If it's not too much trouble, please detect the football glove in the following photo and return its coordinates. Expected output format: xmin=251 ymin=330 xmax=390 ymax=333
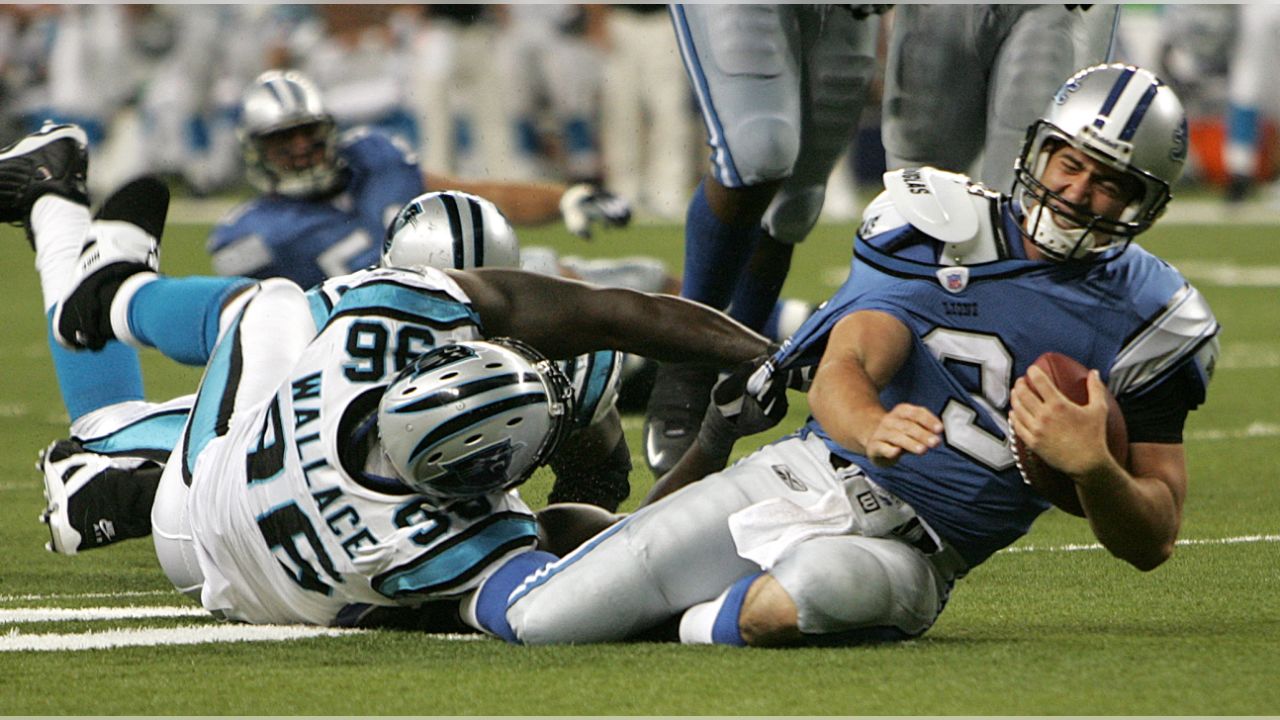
xmin=559 ymin=184 xmax=632 ymax=239
xmin=696 ymin=348 xmax=793 ymax=459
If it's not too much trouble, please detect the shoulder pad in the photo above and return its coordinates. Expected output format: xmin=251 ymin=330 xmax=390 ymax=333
xmin=883 ymin=167 xmax=983 ymax=244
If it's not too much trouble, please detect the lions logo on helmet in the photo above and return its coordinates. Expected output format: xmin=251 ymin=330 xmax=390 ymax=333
xmin=238 ymin=70 xmax=344 ymax=199
xmin=377 ymin=338 xmax=574 ymax=499
xmin=1013 ymin=63 xmax=1187 ymax=261
xmin=382 ymin=191 xmax=521 ymax=271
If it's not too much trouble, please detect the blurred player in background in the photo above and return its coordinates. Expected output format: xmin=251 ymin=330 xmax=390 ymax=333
xmin=208 ymin=69 xmax=632 ymax=289
xmin=881 ymin=4 xmax=1120 ymax=195
xmin=643 ymin=4 xmax=885 ymax=478
xmin=472 ymin=64 xmax=1219 ymax=649
xmin=599 ymin=4 xmax=698 ymax=221
xmin=1223 ymin=5 xmax=1280 ymax=203
xmin=494 ymin=5 xmax=606 ymax=184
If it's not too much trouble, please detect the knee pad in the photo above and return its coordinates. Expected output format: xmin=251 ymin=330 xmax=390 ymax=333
xmin=770 ymin=536 xmax=940 ymax=637
xmin=762 ymin=185 xmax=827 ymax=243
xmin=725 ymin=116 xmax=800 ymax=184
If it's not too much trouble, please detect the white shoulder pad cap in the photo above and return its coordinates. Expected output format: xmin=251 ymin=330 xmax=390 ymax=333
xmin=883 ymin=167 xmax=980 ymax=245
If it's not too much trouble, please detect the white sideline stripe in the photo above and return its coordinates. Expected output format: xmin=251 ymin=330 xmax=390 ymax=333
xmin=1173 ymin=260 xmax=1280 ymax=287
xmin=0 ymin=590 xmax=173 ymax=602
xmin=0 ymin=624 xmax=362 ymax=652
xmin=1005 ymin=533 xmax=1280 ymax=555
xmin=1187 ymin=421 xmax=1280 ymax=442
xmin=0 ymin=606 xmax=207 ymax=624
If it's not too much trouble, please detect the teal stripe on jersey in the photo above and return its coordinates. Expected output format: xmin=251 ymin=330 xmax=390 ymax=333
xmin=328 ymin=282 xmax=478 ymax=327
xmin=375 ymin=515 xmax=539 ymax=597
xmin=82 ymin=410 xmax=188 ymax=455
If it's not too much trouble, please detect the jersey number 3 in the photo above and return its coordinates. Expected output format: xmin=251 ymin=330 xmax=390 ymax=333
xmin=921 ymin=328 xmax=1016 ymax=472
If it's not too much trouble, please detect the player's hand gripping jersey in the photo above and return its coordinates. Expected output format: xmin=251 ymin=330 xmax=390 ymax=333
xmin=208 ymin=129 xmax=424 ymax=287
xmin=770 ymin=168 xmax=1220 ymax=566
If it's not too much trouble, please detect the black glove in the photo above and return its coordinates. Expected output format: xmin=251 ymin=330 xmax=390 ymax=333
xmin=696 ymin=349 xmax=791 ymax=459
xmin=559 ymin=184 xmax=633 ymax=239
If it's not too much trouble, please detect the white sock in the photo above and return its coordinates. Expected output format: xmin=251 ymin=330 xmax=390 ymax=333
xmin=678 ymin=589 xmax=731 ymax=645
xmin=31 ymin=195 xmax=91 ymax=311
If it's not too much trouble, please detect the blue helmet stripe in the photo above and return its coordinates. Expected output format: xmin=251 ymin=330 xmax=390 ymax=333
xmin=1093 ymin=66 xmax=1134 ymax=129
xmin=1119 ymin=82 xmax=1160 ymax=142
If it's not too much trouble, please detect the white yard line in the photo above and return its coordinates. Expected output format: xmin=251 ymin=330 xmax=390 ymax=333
xmin=0 ymin=606 xmax=208 ymax=623
xmin=1003 ymin=533 xmax=1280 ymax=555
xmin=0 ymin=623 xmax=363 ymax=652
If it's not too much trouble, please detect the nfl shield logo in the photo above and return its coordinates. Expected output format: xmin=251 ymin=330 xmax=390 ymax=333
xmin=936 ymin=267 xmax=970 ymax=293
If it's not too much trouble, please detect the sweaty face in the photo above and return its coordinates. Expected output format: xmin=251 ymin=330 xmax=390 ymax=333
xmin=1037 ymin=144 xmax=1142 ymax=228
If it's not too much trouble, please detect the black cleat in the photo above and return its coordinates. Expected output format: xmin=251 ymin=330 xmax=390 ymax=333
xmin=0 ymin=122 xmax=89 ymax=244
xmin=641 ymin=362 xmax=719 ymax=477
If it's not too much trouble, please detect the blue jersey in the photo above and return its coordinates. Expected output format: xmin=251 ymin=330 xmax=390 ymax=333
xmin=774 ymin=198 xmax=1219 ymax=567
xmin=208 ymin=128 xmax=425 ymax=288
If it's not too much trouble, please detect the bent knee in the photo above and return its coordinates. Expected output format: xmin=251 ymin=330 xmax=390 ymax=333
xmin=738 ymin=574 xmax=804 ymax=647
xmin=726 ymin=116 xmax=800 ymax=184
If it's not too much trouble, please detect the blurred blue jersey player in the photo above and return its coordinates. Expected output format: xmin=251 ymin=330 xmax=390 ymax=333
xmin=208 ymin=70 xmax=633 ymax=288
xmin=474 ymin=64 xmax=1220 ymax=648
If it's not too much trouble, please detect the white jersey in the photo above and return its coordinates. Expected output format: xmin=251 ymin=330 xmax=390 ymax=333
xmin=186 ymin=267 xmax=539 ymax=625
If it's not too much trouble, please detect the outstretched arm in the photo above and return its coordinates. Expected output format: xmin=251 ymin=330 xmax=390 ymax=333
xmin=431 ymin=173 xmax=630 ymax=238
xmin=449 ymin=268 xmax=772 ymax=365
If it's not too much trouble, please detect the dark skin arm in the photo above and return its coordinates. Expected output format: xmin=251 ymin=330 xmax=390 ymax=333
xmin=448 ymin=268 xmax=771 ymax=364
xmin=431 ymin=173 xmax=567 ymax=226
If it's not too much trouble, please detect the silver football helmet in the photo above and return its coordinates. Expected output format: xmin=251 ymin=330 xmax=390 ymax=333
xmin=1013 ymin=64 xmax=1188 ymax=260
xmin=381 ymin=191 xmax=521 ymax=271
xmin=377 ymin=338 xmax=574 ymax=499
xmin=238 ymin=70 xmax=343 ymax=198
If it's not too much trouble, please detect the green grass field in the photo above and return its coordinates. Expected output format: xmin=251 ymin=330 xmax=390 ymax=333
xmin=1 ymin=215 xmax=1277 ymax=715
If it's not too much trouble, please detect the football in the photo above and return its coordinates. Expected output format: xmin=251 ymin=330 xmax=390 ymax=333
xmin=1012 ymin=352 xmax=1129 ymax=518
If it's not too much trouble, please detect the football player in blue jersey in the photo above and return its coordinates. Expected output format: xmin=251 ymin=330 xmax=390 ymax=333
xmin=643 ymin=4 xmax=887 ymax=479
xmin=3 ymin=128 xmax=770 ymax=630
xmin=467 ymin=64 xmax=1221 ymax=647
xmin=207 ymin=69 xmax=632 ymax=289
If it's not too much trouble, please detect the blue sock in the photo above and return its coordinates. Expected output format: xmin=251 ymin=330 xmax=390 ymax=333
xmin=473 ymin=550 xmax=557 ymax=644
xmin=47 ymin=311 xmax=144 ymax=422
xmin=129 ymin=276 xmax=253 ymax=366
xmin=681 ymin=181 xmax=761 ymax=309
xmin=1227 ymin=104 xmax=1260 ymax=153
xmin=760 ymin=302 xmax=785 ymax=341
xmin=711 ymin=572 xmax=762 ymax=647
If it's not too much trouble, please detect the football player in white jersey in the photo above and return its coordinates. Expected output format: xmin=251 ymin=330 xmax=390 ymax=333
xmin=469 ymin=64 xmax=1220 ymax=647
xmin=4 ymin=131 xmax=771 ymax=630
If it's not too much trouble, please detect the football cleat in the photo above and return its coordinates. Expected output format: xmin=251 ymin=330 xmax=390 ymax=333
xmin=38 ymin=439 xmax=104 ymax=555
xmin=38 ymin=438 xmax=161 ymax=555
xmin=0 ymin=122 xmax=89 ymax=244
xmin=52 ymin=175 xmax=169 ymax=350
xmin=642 ymin=362 xmax=719 ymax=477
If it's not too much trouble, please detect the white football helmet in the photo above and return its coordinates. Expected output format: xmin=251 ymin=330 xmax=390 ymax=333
xmin=381 ymin=191 xmax=521 ymax=271
xmin=377 ymin=338 xmax=574 ymax=499
xmin=1013 ymin=64 xmax=1188 ymax=260
xmin=238 ymin=70 xmax=343 ymax=198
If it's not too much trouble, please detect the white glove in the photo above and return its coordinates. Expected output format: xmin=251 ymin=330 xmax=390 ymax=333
xmin=559 ymin=184 xmax=632 ymax=239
